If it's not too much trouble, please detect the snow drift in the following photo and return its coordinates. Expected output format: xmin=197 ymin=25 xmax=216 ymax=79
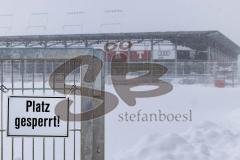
xmin=117 ymin=121 xmax=240 ymax=160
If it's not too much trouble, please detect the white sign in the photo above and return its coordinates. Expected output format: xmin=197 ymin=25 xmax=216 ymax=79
xmin=153 ymin=49 xmax=176 ymax=60
xmin=8 ymin=96 xmax=69 ymax=137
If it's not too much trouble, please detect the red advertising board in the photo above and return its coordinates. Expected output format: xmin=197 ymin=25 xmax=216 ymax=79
xmin=106 ymin=50 xmax=151 ymax=62
xmin=130 ymin=50 xmax=151 ymax=61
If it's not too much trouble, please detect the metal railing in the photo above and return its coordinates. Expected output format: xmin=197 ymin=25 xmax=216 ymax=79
xmin=105 ymin=61 xmax=239 ymax=86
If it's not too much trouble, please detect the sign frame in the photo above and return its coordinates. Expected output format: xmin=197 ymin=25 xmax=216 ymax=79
xmin=7 ymin=96 xmax=69 ymax=137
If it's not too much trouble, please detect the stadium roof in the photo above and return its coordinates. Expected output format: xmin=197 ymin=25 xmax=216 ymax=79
xmin=0 ymin=31 xmax=239 ymax=55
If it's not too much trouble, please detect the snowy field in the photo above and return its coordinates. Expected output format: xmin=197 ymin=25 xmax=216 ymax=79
xmin=105 ymin=84 xmax=240 ymax=160
xmin=1 ymin=81 xmax=240 ymax=159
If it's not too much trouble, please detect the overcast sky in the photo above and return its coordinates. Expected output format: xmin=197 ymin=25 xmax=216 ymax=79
xmin=0 ymin=0 xmax=240 ymax=45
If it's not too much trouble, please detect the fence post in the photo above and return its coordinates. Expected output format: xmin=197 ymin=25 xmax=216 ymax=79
xmin=81 ymin=50 xmax=105 ymax=160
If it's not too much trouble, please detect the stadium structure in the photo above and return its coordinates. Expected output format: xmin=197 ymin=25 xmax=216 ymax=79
xmin=0 ymin=31 xmax=238 ymax=61
xmin=0 ymin=30 xmax=239 ymax=85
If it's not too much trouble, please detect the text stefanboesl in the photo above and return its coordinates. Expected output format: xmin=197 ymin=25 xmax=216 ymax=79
xmin=118 ymin=109 xmax=192 ymax=122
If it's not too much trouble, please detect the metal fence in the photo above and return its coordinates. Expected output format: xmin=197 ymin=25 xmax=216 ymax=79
xmin=0 ymin=59 xmax=80 ymax=160
xmin=0 ymin=49 xmax=105 ymax=160
xmin=2 ymin=60 xmax=238 ymax=86
xmin=105 ymin=61 xmax=239 ymax=87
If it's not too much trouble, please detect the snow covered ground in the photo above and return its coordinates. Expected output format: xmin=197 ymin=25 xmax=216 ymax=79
xmin=105 ymin=84 xmax=240 ymax=160
xmin=116 ymin=121 xmax=240 ymax=160
xmin=1 ymin=81 xmax=240 ymax=160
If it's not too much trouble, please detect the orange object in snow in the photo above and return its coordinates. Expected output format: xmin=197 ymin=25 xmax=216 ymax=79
xmin=215 ymin=80 xmax=225 ymax=88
